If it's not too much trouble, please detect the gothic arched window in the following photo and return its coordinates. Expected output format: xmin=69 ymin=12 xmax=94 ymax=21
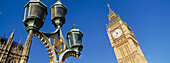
xmin=9 ymin=59 xmax=17 ymax=63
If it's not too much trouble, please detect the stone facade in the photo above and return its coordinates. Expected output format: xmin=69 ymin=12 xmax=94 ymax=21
xmin=107 ymin=4 xmax=147 ymax=63
xmin=0 ymin=30 xmax=32 ymax=63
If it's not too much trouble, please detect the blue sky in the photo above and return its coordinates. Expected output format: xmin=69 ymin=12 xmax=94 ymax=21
xmin=0 ymin=0 xmax=170 ymax=63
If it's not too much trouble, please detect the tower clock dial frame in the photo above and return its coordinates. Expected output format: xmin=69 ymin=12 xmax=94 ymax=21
xmin=111 ymin=27 xmax=124 ymax=39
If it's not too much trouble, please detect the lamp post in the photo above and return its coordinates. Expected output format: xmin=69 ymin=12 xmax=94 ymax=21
xmin=23 ymin=0 xmax=83 ymax=63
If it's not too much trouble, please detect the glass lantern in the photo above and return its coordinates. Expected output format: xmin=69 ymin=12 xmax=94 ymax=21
xmin=67 ymin=27 xmax=83 ymax=51
xmin=50 ymin=1 xmax=67 ymax=27
xmin=23 ymin=0 xmax=47 ymax=32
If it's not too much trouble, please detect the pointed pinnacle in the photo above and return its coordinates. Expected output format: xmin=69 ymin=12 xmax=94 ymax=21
xmin=107 ymin=4 xmax=114 ymax=13
xmin=19 ymin=39 xmax=22 ymax=44
xmin=11 ymin=29 xmax=15 ymax=36
xmin=13 ymin=29 xmax=15 ymax=33
xmin=107 ymin=4 xmax=110 ymax=8
xmin=9 ymin=29 xmax=15 ymax=39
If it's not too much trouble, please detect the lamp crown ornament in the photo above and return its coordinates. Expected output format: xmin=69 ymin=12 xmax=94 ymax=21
xmin=73 ymin=24 xmax=76 ymax=29
xmin=58 ymin=0 xmax=61 ymax=2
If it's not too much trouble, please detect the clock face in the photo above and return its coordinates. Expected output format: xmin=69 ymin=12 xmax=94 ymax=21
xmin=112 ymin=28 xmax=122 ymax=38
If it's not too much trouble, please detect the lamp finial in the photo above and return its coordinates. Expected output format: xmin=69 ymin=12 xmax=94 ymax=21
xmin=73 ymin=24 xmax=76 ymax=29
xmin=58 ymin=0 xmax=61 ymax=2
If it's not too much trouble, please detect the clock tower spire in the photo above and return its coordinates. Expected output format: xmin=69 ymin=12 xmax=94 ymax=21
xmin=106 ymin=4 xmax=147 ymax=63
xmin=107 ymin=4 xmax=119 ymax=22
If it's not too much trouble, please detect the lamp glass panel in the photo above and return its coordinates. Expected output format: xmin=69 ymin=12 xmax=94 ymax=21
xmin=55 ymin=7 xmax=66 ymax=17
xmin=24 ymin=6 xmax=29 ymax=20
xmin=51 ymin=7 xmax=55 ymax=19
xmin=30 ymin=4 xmax=46 ymax=21
xmin=68 ymin=33 xmax=74 ymax=47
xmin=74 ymin=33 xmax=82 ymax=45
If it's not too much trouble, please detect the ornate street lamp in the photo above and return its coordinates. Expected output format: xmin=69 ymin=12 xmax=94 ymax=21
xmin=23 ymin=0 xmax=47 ymax=32
xmin=23 ymin=0 xmax=83 ymax=63
xmin=67 ymin=24 xmax=83 ymax=51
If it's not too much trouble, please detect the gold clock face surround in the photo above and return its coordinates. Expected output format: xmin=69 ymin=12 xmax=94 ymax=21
xmin=112 ymin=28 xmax=122 ymax=38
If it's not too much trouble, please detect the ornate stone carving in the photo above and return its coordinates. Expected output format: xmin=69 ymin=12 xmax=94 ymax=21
xmin=0 ymin=30 xmax=30 ymax=63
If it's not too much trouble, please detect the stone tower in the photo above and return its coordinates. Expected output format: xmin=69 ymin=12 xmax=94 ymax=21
xmin=0 ymin=30 xmax=24 ymax=63
xmin=20 ymin=31 xmax=33 ymax=63
xmin=0 ymin=30 xmax=32 ymax=63
xmin=106 ymin=4 xmax=147 ymax=63
xmin=0 ymin=30 xmax=15 ymax=63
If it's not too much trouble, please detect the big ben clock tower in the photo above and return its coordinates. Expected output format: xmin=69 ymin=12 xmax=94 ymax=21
xmin=106 ymin=4 xmax=147 ymax=63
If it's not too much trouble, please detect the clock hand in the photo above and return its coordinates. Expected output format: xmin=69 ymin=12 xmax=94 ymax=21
xmin=115 ymin=31 xmax=118 ymax=35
